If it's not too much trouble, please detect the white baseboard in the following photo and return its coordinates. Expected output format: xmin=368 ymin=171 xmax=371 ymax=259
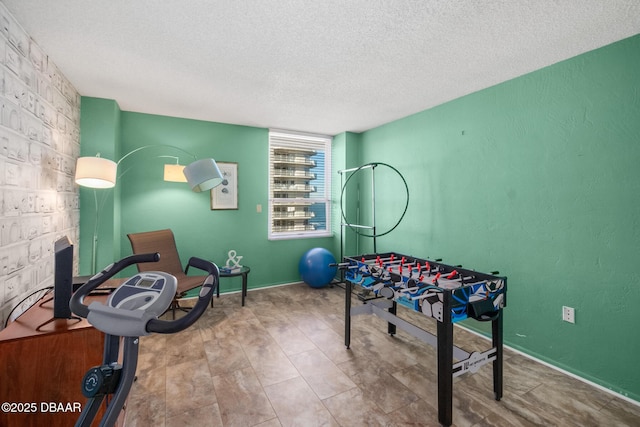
xmin=456 ymin=324 xmax=640 ymax=408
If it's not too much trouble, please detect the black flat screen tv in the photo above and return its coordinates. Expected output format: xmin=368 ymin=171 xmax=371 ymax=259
xmin=53 ymin=236 xmax=74 ymax=319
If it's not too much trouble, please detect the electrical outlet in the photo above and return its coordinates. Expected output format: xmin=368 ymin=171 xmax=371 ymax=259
xmin=562 ymin=306 xmax=575 ymax=324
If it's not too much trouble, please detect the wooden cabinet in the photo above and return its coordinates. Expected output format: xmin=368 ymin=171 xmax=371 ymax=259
xmin=0 ymin=293 xmax=123 ymax=427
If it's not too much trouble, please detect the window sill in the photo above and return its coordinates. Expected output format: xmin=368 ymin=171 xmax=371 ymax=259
xmin=268 ymin=231 xmax=332 ymax=241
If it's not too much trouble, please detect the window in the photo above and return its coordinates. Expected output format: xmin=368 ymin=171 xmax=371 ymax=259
xmin=268 ymin=129 xmax=332 ymax=240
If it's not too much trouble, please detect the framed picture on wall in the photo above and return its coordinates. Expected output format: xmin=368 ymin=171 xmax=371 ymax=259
xmin=211 ymin=162 xmax=238 ymax=210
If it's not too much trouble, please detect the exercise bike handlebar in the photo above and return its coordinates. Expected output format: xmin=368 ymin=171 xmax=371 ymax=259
xmin=184 ymin=256 xmax=219 ymax=276
xmin=146 ymin=256 xmax=219 ymax=334
xmin=71 ymin=254 xmax=219 ymax=335
xmin=70 ymin=253 xmax=161 ymax=319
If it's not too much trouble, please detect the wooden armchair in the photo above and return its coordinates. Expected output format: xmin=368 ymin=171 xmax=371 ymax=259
xmin=127 ymin=229 xmax=211 ymax=318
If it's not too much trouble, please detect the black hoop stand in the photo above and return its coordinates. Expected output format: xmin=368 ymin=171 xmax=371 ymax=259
xmin=338 ymin=162 xmax=409 ymax=260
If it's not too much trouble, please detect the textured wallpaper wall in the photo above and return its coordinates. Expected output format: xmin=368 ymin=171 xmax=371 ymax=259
xmin=0 ymin=3 xmax=80 ymax=328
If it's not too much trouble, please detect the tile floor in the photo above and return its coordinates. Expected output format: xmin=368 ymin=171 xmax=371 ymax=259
xmin=124 ymin=282 xmax=640 ymax=426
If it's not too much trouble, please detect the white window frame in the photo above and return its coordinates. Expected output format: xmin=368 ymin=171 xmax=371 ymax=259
xmin=268 ymin=129 xmax=332 ymax=240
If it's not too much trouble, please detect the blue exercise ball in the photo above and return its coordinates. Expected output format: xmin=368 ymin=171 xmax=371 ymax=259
xmin=299 ymin=248 xmax=337 ymax=288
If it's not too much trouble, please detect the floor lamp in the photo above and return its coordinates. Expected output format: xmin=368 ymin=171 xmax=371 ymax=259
xmin=74 ymin=146 xmax=224 ymax=273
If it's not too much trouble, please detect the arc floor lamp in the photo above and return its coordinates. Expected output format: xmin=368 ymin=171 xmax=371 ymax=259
xmin=74 ymin=145 xmax=224 ymax=273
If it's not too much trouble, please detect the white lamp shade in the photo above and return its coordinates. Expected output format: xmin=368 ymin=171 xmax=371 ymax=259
xmin=183 ymin=158 xmax=223 ymax=192
xmin=75 ymin=156 xmax=117 ymax=188
xmin=163 ymin=164 xmax=187 ymax=182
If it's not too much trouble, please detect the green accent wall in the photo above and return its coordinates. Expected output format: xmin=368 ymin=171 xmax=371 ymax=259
xmin=332 ymin=131 xmax=362 ymax=258
xmin=79 ymin=98 xmax=121 ymax=274
xmin=79 ymin=104 xmax=337 ymax=292
xmin=356 ymin=34 xmax=640 ymax=401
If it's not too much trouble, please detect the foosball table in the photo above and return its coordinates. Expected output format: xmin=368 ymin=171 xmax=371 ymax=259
xmin=339 ymin=252 xmax=507 ymax=426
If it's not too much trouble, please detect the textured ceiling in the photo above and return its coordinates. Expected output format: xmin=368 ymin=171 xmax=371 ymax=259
xmin=3 ymin=1 xmax=639 ymax=135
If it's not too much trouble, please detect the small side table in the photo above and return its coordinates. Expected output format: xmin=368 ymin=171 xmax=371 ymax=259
xmin=219 ymin=266 xmax=251 ymax=306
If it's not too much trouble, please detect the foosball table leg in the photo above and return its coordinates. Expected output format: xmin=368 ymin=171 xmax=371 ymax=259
xmin=437 ymin=290 xmax=454 ymax=426
xmin=388 ymin=301 xmax=397 ymax=336
xmin=492 ymin=308 xmax=504 ymax=401
xmin=345 ymin=279 xmax=352 ymax=349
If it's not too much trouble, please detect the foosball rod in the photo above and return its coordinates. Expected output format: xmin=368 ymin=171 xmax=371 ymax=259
xmin=332 ymin=255 xmax=398 ymax=269
xmin=372 ymin=255 xmax=447 ymax=268
xmin=344 ymin=254 xmax=440 ymax=266
xmin=338 ymin=256 xmax=463 ymax=281
xmin=334 ymin=257 xmax=444 ymax=276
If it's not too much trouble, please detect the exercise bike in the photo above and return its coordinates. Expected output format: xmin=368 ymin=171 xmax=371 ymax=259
xmin=70 ymin=252 xmax=219 ymax=427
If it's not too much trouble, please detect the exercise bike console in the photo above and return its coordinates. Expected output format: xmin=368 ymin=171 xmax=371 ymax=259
xmin=110 ymin=272 xmax=176 ymax=312
xmin=87 ymin=272 xmax=177 ymax=337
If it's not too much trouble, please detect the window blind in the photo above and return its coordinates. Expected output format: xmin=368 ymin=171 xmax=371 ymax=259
xmin=268 ymin=129 xmax=332 ymax=240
